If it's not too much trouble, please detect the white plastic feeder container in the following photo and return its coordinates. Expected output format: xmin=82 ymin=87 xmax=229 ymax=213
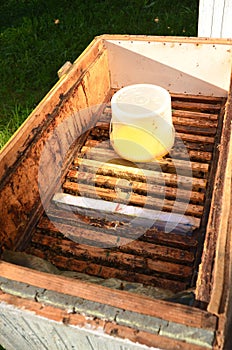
xmin=110 ymin=84 xmax=175 ymax=162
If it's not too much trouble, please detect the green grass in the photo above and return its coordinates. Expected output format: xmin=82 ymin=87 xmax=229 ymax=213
xmin=0 ymin=2 xmax=198 ymax=349
xmin=0 ymin=0 xmax=199 ymax=149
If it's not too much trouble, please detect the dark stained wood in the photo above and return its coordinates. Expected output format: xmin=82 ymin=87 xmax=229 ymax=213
xmin=174 ymin=124 xmax=217 ymax=136
xmin=90 ymin=124 xmax=216 ymax=145
xmin=196 ymin=85 xmax=232 ymax=306
xmin=62 ymin=181 xmax=204 ymax=217
xmin=176 ymin=140 xmax=214 ymax=153
xmin=80 ymin=140 xmax=210 ymax=176
xmin=170 ymin=92 xmax=226 ymax=103
xmin=31 ymin=231 xmax=194 ymax=275
xmin=96 ymin=118 xmax=217 ymax=131
xmin=30 ymin=233 xmax=193 ymax=279
xmin=67 ymin=169 xmax=205 ymax=203
xmin=96 ymin=120 xmax=217 ymax=137
xmin=176 ymin=132 xmax=215 ymax=144
xmin=46 ymin=204 xmax=199 ymax=249
xmin=142 ymin=228 xmax=198 ymax=248
xmin=35 ymin=217 xmax=195 ymax=264
xmin=172 ymin=109 xmax=219 ymax=121
xmin=28 ymin=247 xmax=188 ymax=292
xmin=52 ymin=192 xmax=201 ymax=233
xmin=73 ymin=157 xmax=207 ymax=191
xmin=0 ymin=34 xmax=231 ymax=350
xmin=171 ymin=100 xmax=222 ymax=112
xmin=45 ymin=91 xmax=225 ymax=319
xmin=82 ymin=138 xmax=213 ymax=162
xmin=0 ymin=43 xmax=111 ymax=250
xmin=173 ymin=148 xmax=212 ymax=162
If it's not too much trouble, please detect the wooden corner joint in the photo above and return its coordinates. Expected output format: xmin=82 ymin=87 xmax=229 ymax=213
xmin=57 ymin=61 xmax=73 ymax=79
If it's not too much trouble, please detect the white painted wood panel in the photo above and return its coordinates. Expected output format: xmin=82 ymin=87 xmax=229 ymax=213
xmin=0 ymin=302 xmax=161 ymax=350
xmin=105 ymin=39 xmax=232 ymax=96
xmin=198 ymin=0 xmax=232 ymax=38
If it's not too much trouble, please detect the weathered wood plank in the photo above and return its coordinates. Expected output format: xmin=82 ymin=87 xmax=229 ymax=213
xmin=208 ymin=125 xmax=232 ymax=315
xmin=28 ymin=247 xmax=188 ymax=292
xmin=104 ymin=322 xmax=213 ymax=350
xmin=0 ymin=37 xmax=107 ymax=180
xmin=103 ymin=104 xmax=220 ymax=121
xmin=82 ymin=138 xmax=213 ymax=162
xmin=142 ymin=228 xmax=198 ymax=249
xmin=171 ymin=93 xmax=225 ymax=103
xmin=0 ymin=44 xmax=111 ymax=249
xmin=0 ymin=292 xmax=145 ymax=350
xmin=177 ymin=132 xmax=215 ymax=144
xmin=90 ymin=125 xmax=216 ymax=145
xmin=172 ymin=109 xmax=219 ymax=122
xmin=80 ymin=137 xmax=210 ymax=175
xmin=98 ymin=111 xmax=219 ymax=129
xmin=73 ymin=157 xmax=207 ymax=191
xmin=0 ymin=291 xmax=213 ymax=350
xmin=0 ymin=262 xmax=217 ymax=330
xmin=67 ymin=169 xmax=205 ymax=203
xmin=46 ymin=204 xmax=199 ymax=249
xmin=52 ymin=192 xmax=201 ymax=233
xmin=31 ymin=232 xmax=193 ymax=278
xmin=171 ymin=100 xmax=222 ymax=112
xmin=63 ymin=181 xmax=204 ymax=217
xmin=36 ymin=217 xmax=195 ymax=264
xmin=196 ymin=82 xmax=232 ymax=304
xmin=174 ymin=124 xmax=216 ymax=136
xmin=175 ymin=139 xmax=214 ymax=153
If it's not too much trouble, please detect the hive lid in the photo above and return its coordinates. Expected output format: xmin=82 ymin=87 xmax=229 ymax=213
xmin=111 ymin=84 xmax=171 ymax=121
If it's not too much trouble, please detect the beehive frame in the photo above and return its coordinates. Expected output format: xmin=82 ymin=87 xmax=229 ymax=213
xmin=0 ymin=35 xmax=232 ymax=350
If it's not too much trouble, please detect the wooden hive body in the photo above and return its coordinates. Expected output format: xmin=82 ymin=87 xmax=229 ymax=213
xmin=0 ymin=35 xmax=232 ymax=350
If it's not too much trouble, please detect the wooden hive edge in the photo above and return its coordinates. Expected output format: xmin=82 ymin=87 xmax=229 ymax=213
xmin=0 ymin=284 xmax=215 ymax=350
xmin=0 ymin=261 xmax=217 ymax=331
xmin=0 ymin=37 xmax=112 ymax=250
xmin=206 ymin=81 xmax=232 ymax=350
xmin=98 ymin=34 xmax=232 ymax=45
xmin=0 ymin=35 xmax=107 ymax=182
xmin=196 ymin=78 xmax=232 ymax=309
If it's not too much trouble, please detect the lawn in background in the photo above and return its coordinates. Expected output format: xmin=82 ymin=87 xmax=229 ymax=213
xmin=0 ymin=0 xmax=199 ymax=148
xmin=0 ymin=1 xmax=198 ymax=349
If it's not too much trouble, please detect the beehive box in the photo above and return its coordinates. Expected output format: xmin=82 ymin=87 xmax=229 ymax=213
xmin=0 ymin=35 xmax=232 ymax=350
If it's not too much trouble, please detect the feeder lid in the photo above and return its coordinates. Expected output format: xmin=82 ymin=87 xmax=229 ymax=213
xmin=111 ymin=84 xmax=171 ymax=121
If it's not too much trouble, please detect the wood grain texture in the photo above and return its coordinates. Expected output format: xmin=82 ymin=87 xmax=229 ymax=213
xmin=0 ymin=35 xmax=231 ymax=349
xmin=196 ymin=86 xmax=232 ymax=306
xmin=73 ymin=157 xmax=207 ymax=191
xmin=82 ymin=138 xmax=213 ymax=162
xmin=67 ymin=168 xmax=205 ymax=203
xmin=62 ymin=181 xmax=204 ymax=217
xmin=205 ymin=84 xmax=232 ymax=350
xmin=0 ymin=291 xmax=213 ymax=350
xmin=101 ymin=34 xmax=232 ymax=44
xmin=0 ymin=37 xmax=106 ymax=180
xmin=0 ymin=262 xmax=217 ymax=330
xmin=30 ymin=232 xmax=193 ymax=280
xmin=27 ymin=247 xmax=188 ymax=292
xmin=0 ymin=43 xmax=111 ymax=249
xmin=0 ymin=292 xmax=150 ymax=350
xmin=45 ymin=203 xmax=199 ymax=249
xmin=35 ymin=218 xmax=195 ymax=264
